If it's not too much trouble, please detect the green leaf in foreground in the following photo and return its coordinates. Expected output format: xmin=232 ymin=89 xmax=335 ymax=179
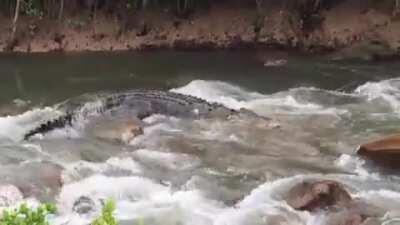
xmin=91 ymin=200 xmax=118 ymax=225
xmin=0 ymin=203 xmax=56 ymax=225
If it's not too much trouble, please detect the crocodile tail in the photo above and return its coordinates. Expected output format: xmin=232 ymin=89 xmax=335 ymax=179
xmin=24 ymin=114 xmax=73 ymax=140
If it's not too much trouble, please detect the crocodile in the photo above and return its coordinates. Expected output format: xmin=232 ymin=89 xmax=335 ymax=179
xmin=24 ymin=90 xmax=264 ymax=140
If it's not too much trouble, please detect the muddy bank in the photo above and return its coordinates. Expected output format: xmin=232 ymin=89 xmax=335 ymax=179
xmin=1 ymin=1 xmax=400 ymax=58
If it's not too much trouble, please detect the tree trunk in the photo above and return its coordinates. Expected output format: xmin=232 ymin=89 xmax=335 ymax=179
xmin=92 ymin=0 xmax=98 ymax=35
xmin=255 ymin=0 xmax=263 ymax=12
xmin=58 ymin=0 xmax=64 ymax=22
xmin=394 ymin=0 xmax=400 ymax=16
xmin=177 ymin=0 xmax=181 ymax=14
xmin=11 ymin=0 xmax=21 ymax=41
xmin=313 ymin=0 xmax=321 ymax=11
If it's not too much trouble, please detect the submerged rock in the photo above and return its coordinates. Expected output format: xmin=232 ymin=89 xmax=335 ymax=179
xmin=326 ymin=200 xmax=384 ymax=225
xmin=4 ymin=161 xmax=65 ymax=201
xmin=357 ymin=134 xmax=400 ymax=169
xmin=330 ymin=40 xmax=397 ymax=61
xmin=324 ymin=210 xmax=381 ymax=225
xmin=320 ymin=200 xmax=384 ymax=225
xmin=285 ymin=180 xmax=352 ymax=212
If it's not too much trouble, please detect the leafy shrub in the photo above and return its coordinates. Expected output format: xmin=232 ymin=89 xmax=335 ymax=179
xmin=0 ymin=203 xmax=56 ymax=225
xmin=21 ymin=0 xmax=43 ymax=17
xmin=91 ymin=200 xmax=118 ymax=225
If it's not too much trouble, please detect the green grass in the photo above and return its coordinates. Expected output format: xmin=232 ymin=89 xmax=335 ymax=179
xmin=0 ymin=200 xmax=123 ymax=225
xmin=91 ymin=200 xmax=118 ymax=225
xmin=0 ymin=203 xmax=56 ymax=225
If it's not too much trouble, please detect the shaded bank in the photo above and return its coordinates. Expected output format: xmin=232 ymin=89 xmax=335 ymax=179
xmin=0 ymin=0 xmax=400 ymax=59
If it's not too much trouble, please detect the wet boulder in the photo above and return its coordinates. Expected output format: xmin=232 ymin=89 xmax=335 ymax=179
xmin=285 ymin=180 xmax=385 ymax=225
xmin=324 ymin=210 xmax=364 ymax=225
xmin=357 ymin=134 xmax=400 ymax=169
xmin=72 ymin=196 xmax=95 ymax=214
xmin=323 ymin=210 xmax=381 ymax=225
xmin=14 ymin=162 xmax=64 ymax=200
xmin=321 ymin=200 xmax=384 ymax=225
xmin=285 ymin=180 xmax=352 ymax=212
xmin=326 ymin=199 xmax=384 ymax=225
xmin=0 ymin=185 xmax=23 ymax=207
xmin=0 ymin=162 xmax=63 ymax=202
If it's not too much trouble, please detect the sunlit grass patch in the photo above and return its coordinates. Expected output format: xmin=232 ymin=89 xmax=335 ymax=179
xmin=0 ymin=203 xmax=56 ymax=225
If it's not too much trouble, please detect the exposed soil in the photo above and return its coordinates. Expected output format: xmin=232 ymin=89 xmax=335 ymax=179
xmin=1 ymin=1 xmax=400 ymax=57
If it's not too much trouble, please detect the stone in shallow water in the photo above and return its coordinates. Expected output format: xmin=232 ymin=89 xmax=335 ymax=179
xmin=324 ymin=200 xmax=384 ymax=225
xmin=357 ymin=134 xmax=400 ymax=169
xmin=285 ymin=180 xmax=352 ymax=212
xmin=72 ymin=196 xmax=95 ymax=214
xmin=0 ymin=185 xmax=23 ymax=207
xmin=286 ymin=180 xmax=385 ymax=225
xmin=324 ymin=211 xmax=381 ymax=225
xmin=4 ymin=161 xmax=64 ymax=201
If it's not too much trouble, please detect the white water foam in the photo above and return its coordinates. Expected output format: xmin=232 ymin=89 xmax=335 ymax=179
xmin=3 ymin=78 xmax=400 ymax=225
xmin=55 ymin=173 xmax=308 ymax=225
xmin=334 ymin=154 xmax=380 ymax=180
xmin=57 ymin=175 xmax=169 ymax=213
xmin=36 ymin=167 xmax=400 ymax=225
xmin=129 ymin=115 xmax=184 ymax=147
xmin=171 ymin=80 xmax=347 ymax=116
xmin=55 ymin=174 xmax=227 ymax=225
xmin=61 ymin=157 xmax=143 ymax=184
xmin=355 ymin=78 xmax=400 ymax=113
xmin=133 ymin=149 xmax=201 ymax=171
xmin=0 ymin=107 xmax=62 ymax=141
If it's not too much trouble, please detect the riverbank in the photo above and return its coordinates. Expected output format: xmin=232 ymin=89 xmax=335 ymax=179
xmin=1 ymin=1 xmax=400 ymax=58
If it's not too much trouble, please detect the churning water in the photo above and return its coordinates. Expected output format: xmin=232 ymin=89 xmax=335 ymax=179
xmin=0 ymin=51 xmax=399 ymax=225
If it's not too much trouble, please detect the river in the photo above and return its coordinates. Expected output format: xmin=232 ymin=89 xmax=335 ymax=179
xmin=0 ymin=51 xmax=399 ymax=225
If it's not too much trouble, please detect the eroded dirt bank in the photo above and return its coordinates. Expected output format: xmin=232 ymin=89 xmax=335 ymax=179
xmin=1 ymin=1 xmax=400 ymax=59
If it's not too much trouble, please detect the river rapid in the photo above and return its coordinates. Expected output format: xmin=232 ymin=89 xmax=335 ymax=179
xmin=0 ymin=52 xmax=399 ymax=225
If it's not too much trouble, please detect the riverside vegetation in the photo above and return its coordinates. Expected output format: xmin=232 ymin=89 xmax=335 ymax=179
xmin=0 ymin=200 xmax=119 ymax=225
xmin=0 ymin=203 xmax=56 ymax=225
xmin=1 ymin=0 xmax=400 ymax=54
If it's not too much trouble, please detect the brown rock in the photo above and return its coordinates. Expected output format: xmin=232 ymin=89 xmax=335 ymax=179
xmin=285 ymin=180 xmax=352 ymax=212
xmin=73 ymin=196 xmax=95 ymax=214
xmin=14 ymin=162 xmax=64 ymax=200
xmin=323 ymin=200 xmax=384 ymax=225
xmin=326 ymin=211 xmax=364 ymax=225
xmin=357 ymin=134 xmax=400 ymax=168
xmin=286 ymin=180 xmax=385 ymax=225
xmin=0 ymin=185 xmax=23 ymax=207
